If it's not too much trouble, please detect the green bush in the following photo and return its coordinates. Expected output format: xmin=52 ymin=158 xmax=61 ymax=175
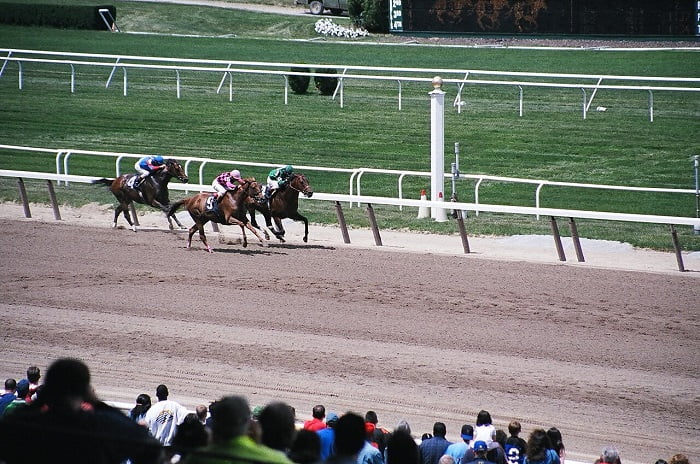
xmin=288 ymin=67 xmax=311 ymax=94
xmin=0 ymin=3 xmax=117 ymax=30
xmin=314 ymin=68 xmax=338 ymax=96
xmin=348 ymin=0 xmax=389 ymax=33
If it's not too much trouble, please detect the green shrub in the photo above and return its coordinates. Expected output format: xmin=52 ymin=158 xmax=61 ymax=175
xmin=314 ymin=68 xmax=338 ymax=95
xmin=0 ymin=3 xmax=117 ymax=30
xmin=348 ymin=0 xmax=388 ymax=33
xmin=288 ymin=67 xmax=311 ymax=94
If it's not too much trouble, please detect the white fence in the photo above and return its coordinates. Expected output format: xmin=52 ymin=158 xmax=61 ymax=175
xmin=0 ymin=144 xmax=696 ymax=218
xmin=2 ymin=48 xmax=699 ymax=120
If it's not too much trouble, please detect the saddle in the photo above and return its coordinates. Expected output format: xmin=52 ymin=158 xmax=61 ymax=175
xmin=205 ymin=194 xmax=225 ymax=222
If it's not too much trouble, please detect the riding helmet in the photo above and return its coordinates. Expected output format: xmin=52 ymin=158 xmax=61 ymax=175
xmin=154 ymin=155 xmax=164 ymax=163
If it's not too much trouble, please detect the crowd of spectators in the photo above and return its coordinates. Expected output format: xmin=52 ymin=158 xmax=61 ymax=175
xmin=0 ymin=358 xmax=692 ymax=464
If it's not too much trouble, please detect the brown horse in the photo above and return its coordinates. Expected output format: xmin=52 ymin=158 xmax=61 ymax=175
xmin=167 ymin=178 xmax=267 ymax=253
xmin=248 ymin=172 xmax=313 ymax=243
xmin=92 ymin=158 xmax=189 ymax=231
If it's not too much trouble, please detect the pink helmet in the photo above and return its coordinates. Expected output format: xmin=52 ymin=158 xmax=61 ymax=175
xmin=230 ymin=169 xmax=241 ymax=180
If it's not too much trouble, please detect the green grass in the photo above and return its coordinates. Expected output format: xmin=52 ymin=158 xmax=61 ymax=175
xmin=1 ymin=2 xmax=699 ymax=251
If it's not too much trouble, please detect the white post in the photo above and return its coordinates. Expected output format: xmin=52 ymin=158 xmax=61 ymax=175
xmin=430 ymin=76 xmax=447 ymax=222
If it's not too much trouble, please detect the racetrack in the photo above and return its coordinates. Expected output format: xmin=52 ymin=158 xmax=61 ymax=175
xmin=1 ymin=213 xmax=698 ymax=464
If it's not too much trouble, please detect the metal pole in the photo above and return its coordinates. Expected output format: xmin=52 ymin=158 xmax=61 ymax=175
xmin=694 ymin=155 xmax=699 ymax=234
xmin=430 ymin=76 xmax=447 ymax=222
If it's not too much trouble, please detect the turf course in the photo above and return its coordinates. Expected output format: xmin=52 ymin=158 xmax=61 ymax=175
xmin=1 ymin=1 xmax=699 ymax=251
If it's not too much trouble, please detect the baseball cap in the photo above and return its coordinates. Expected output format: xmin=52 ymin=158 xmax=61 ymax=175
xmin=326 ymin=412 xmax=339 ymax=423
xmin=474 ymin=441 xmax=488 ymax=452
xmin=461 ymin=424 xmax=474 ymax=440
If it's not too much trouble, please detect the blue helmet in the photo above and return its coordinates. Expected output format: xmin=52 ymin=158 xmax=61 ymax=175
xmin=154 ymin=155 xmax=164 ymax=164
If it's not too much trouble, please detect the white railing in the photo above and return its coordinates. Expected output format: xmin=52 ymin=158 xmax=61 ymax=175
xmin=0 ymin=144 xmax=695 ymax=217
xmin=1 ymin=49 xmax=699 ymax=120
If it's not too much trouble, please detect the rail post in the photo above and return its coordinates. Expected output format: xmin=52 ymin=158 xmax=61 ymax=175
xmin=430 ymin=76 xmax=447 ymax=222
xmin=366 ymin=203 xmax=383 ymax=246
xmin=550 ymin=216 xmax=566 ymax=261
xmin=694 ymin=154 xmax=699 ymax=235
xmin=670 ymin=225 xmax=685 ymax=272
xmin=334 ymin=201 xmax=351 ymax=244
xmin=17 ymin=178 xmax=31 ymax=218
xmin=46 ymin=179 xmax=61 ymax=220
xmin=568 ymin=217 xmax=584 ymax=262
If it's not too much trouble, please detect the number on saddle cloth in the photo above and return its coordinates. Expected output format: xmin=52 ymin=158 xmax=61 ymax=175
xmin=205 ymin=194 xmax=218 ymax=213
xmin=127 ymin=175 xmax=138 ymax=189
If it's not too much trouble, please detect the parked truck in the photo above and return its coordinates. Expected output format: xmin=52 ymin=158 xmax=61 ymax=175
xmin=295 ymin=0 xmax=348 ymax=16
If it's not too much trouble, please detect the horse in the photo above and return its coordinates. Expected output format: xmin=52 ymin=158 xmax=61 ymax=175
xmin=247 ymin=172 xmax=314 ymax=243
xmin=92 ymin=158 xmax=189 ymax=231
xmin=167 ymin=178 xmax=267 ymax=253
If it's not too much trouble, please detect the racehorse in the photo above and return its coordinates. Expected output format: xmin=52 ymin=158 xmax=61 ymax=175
xmin=167 ymin=178 xmax=267 ymax=253
xmin=92 ymin=158 xmax=189 ymax=231
xmin=247 ymin=172 xmax=313 ymax=243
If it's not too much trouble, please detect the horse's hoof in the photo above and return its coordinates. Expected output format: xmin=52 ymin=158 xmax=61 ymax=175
xmin=207 ymin=247 xmax=214 ymax=253
xmin=303 ymin=237 xmax=308 ymax=243
xmin=131 ymin=226 xmax=137 ymax=232
xmin=112 ymin=223 xmax=117 ymax=229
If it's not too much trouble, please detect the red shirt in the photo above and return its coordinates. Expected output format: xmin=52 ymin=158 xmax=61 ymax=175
xmin=303 ymin=417 xmax=327 ymax=432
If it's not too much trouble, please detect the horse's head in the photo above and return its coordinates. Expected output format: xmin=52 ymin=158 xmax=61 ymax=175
xmin=164 ymin=159 xmax=189 ymax=183
xmin=290 ymin=173 xmax=313 ymax=198
xmin=241 ymin=178 xmax=265 ymax=205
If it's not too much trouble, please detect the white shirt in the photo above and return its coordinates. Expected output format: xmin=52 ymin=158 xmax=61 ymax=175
xmin=144 ymin=399 xmax=189 ymax=446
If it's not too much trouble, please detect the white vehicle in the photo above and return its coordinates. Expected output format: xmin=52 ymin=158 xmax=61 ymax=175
xmin=295 ymin=0 xmax=348 ymax=16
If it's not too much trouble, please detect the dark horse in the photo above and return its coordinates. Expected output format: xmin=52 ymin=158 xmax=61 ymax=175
xmin=92 ymin=158 xmax=189 ymax=231
xmin=248 ymin=173 xmax=313 ymax=243
xmin=167 ymin=178 xmax=267 ymax=253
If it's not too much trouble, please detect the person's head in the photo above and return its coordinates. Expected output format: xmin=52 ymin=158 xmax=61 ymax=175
xmin=230 ymin=169 xmax=242 ymax=181
xmin=288 ymin=429 xmax=322 ymax=464
xmin=311 ymin=404 xmax=325 ymax=420
xmin=546 ymin=427 xmax=564 ymax=452
xmin=257 ymin=401 xmax=296 ymax=452
xmin=4 ymin=379 xmax=16 ymax=392
xmin=386 ymin=428 xmax=419 ymax=464
xmin=136 ymin=393 xmax=151 ymax=408
xmin=495 ymin=429 xmax=507 ymax=448
xmin=365 ymin=410 xmax=379 ymax=424
xmin=195 ymin=404 xmax=208 ymax=423
xmin=172 ymin=413 xmax=209 ymax=454
xmin=460 ymin=424 xmax=474 ymax=443
xmin=473 ymin=441 xmax=488 ymax=456
xmin=16 ymin=379 xmax=29 ymax=399
xmin=476 ymin=410 xmax=492 ymax=426
xmin=669 ymin=455 xmax=688 ymax=464
xmin=156 ymin=384 xmax=169 ymax=401
xmin=508 ymin=421 xmax=522 ymax=437
xmin=26 ymin=366 xmax=41 ymax=384
xmin=208 ymin=395 xmax=251 ymax=443
xmin=283 ymin=165 xmax=293 ymax=175
xmin=395 ymin=419 xmax=412 ymax=436
xmin=432 ymin=422 xmax=447 ymax=438
xmin=601 ymin=446 xmax=619 ymax=464
xmin=325 ymin=412 xmax=339 ymax=428
xmin=655 ymin=460 xmax=668 ymax=464
xmin=526 ymin=429 xmax=551 ymax=461
xmin=40 ymin=358 xmax=92 ymax=408
xmin=334 ymin=412 xmax=366 ymax=457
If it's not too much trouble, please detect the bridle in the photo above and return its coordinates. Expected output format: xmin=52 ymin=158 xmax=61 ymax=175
xmin=287 ymin=174 xmax=311 ymax=195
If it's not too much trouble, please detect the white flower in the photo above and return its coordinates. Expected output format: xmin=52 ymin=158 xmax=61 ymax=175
xmin=314 ymin=18 xmax=368 ymax=39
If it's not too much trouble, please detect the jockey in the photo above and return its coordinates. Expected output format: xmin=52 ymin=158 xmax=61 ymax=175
xmin=212 ymin=169 xmax=243 ymax=201
xmin=133 ymin=155 xmax=165 ymax=188
xmin=266 ymin=165 xmax=294 ymax=199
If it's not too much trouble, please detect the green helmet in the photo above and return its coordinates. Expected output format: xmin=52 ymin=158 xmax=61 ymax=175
xmin=282 ymin=165 xmax=293 ymax=174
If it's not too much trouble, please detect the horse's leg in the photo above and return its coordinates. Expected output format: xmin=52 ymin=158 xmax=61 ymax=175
xmin=187 ymin=224 xmax=197 ymax=249
xmin=243 ymin=221 xmax=267 ymax=247
xmin=197 ymin=222 xmax=213 ymax=253
xmin=288 ymin=212 xmax=310 ymax=243
xmin=121 ymin=201 xmax=137 ymax=232
xmin=272 ymin=217 xmax=286 ymax=243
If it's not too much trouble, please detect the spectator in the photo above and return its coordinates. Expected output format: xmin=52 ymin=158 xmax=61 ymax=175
xmin=325 ymin=412 xmax=367 ymax=464
xmin=288 ymin=429 xmax=322 ymax=464
xmin=473 ymin=411 xmax=495 ymax=449
xmin=366 ymin=411 xmax=391 ymax=455
xmin=0 ymin=378 xmax=17 ymax=415
xmin=170 ymin=413 xmax=209 ymax=463
xmin=464 ymin=441 xmax=497 ymax=464
xmin=395 ymin=419 xmax=413 ymax=437
xmin=486 ymin=429 xmax=507 ymax=464
xmin=25 ymin=365 xmax=41 ymax=403
xmin=599 ymin=446 xmax=620 ymax=464
xmin=385 ymin=428 xmax=419 ymax=464
xmin=504 ymin=421 xmax=527 ymax=464
xmin=186 ymin=395 xmax=293 ymax=464
xmin=669 ymin=455 xmax=688 ymax=464
xmin=3 ymin=379 xmax=29 ymax=417
xmin=546 ymin=428 xmax=565 ymax=464
xmin=258 ymin=401 xmax=297 ymax=453
xmin=440 ymin=456 xmax=456 ymax=464
xmin=358 ymin=421 xmax=384 ymax=464
xmin=0 ymin=358 xmax=162 ymax=464
xmin=445 ymin=424 xmax=474 ymax=464
xmin=305 ymin=404 xmax=327 ymax=432
xmin=130 ymin=393 xmax=152 ymax=424
xmin=144 ymin=384 xmax=189 ymax=447
xmin=523 ymin=429 xmax=559 ymax=464
xmin=318 ymin=412 xmax=339 ymax=461
xmin=420 ymin=422 xmax=452 ymax=464
xmin=654 ymin=460 xmax=668 ymax=464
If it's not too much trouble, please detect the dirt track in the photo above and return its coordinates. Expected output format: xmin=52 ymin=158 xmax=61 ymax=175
xmin=1 ymin=215 xmax=698 ymax=464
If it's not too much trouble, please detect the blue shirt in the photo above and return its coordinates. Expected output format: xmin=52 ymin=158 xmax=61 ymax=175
xmin=317 ymin=427 xmax=335 ymax=461
xmin=0 ymin=392 xmax=16 ymax=415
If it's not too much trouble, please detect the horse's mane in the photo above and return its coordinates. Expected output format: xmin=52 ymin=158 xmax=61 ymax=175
xmin=241 ymin=177 xmax=256 ymax=183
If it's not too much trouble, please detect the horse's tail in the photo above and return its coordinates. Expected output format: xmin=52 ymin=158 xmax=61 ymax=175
xmin=91 ymin=178 xmax=114 ymax=187
xmin=167 ymin=198 xmax=185 ymax=217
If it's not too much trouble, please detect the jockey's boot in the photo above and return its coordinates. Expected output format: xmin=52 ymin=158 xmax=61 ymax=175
xmin=133 ymin=175 xmax=144 ymax=189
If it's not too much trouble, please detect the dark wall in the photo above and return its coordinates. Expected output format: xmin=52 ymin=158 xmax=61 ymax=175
xmin=399 ymin=0 xmax=695 ymax=35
